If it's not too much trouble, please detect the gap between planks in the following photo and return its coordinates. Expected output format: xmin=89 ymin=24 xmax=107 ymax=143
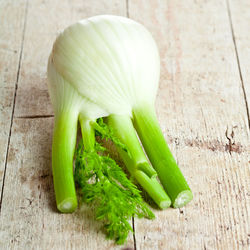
xmin=132 ymin=217 xmax=137 ymax=250
xmin=126 ymin=0 xmax=129 ymax=18
xmin=125 ymin=1 xmax=137 ymax=249
xmin=0 ymin=0 xmax=29 ymax=212
xmin=15 ymin=115 xmax=54 ymax=119
xmin=225 ymin=0 xmax=250 ymax=129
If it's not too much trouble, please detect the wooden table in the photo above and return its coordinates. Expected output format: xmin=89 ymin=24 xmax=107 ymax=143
xmin=0 ymin=0 xmax=249 ymax=249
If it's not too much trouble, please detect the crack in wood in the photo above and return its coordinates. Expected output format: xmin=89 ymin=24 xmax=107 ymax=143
xmin=15 ymin=115 xmax=54 ymax=119
xmin=126 ymin=2 xmax=136 ymax=248
xmin=203 ymin=243 xmax=207 ymax=250
xmin=226 ymin=0 xmax=250 ymax=130
xmin=225 ymin=127 xmax=233 ymax=155
xmin=126 ymin=0 xmax=129 ymax=18
xmin=132 ymin=217 xmax=137 ymax=250
xmin=225 ymin=126 xmax=241 ymax=155
xmin=0 ymin=0 xmax=29 ymax=213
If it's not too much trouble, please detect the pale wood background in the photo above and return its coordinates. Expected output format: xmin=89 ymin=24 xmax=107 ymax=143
xmin=0 ymin=0 xmax=249 ymax=249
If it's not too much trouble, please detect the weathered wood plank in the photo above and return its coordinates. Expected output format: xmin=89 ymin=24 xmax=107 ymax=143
xmin=0 ymin=0 xmax=27 ymax=199
xmin=0 ymin=0 xmax=135 ymax=249
xmin=227 ymin=0 xmax=250 ymax=126
xmin=0 ymin=118 xmax=133 ymax=249
xmin=128 ymin=0 xmax=249 ymax=249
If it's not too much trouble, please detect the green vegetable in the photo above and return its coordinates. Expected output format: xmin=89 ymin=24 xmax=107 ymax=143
xmin=47 ymin=15 xmax=192 ymax=217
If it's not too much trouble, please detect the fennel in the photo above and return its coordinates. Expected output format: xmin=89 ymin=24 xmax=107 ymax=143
xmin=47 ymin=15 xmax=192 ymax=215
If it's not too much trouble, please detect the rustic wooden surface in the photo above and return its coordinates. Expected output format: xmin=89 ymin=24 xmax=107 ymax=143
xmin=0 ymin=0 xmax=249 ymax=249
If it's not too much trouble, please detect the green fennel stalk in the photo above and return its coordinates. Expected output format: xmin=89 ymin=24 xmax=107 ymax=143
xmin=107 ymin=114 xmax=171 ymax=209
xmin=133 ymin=103 xmax=193 ymax=207
xmin=52 ymin=111 xmax=78 ymax=212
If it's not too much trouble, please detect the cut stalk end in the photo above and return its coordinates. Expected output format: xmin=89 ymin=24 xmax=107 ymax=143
xmin=159 ymin=200 xmax=171 ymax=209
xmin=134 ymin=170 xmax=171 ymax=209
xmin=173 ymin=190 xmax=193 ymax=208
xmin=133 ymin=104 xmax=193 ymax=208
xmin=107 ymin=114 xmax=171 ymax=209
xmin=57 ymin=197 xmax=78 ymax=213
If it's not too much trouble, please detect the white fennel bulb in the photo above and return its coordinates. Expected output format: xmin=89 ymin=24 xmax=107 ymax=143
xmin=49 ymin=15 xmax=160 ymax=116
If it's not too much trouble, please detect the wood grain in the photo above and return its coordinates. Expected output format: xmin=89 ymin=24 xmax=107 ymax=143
xmin=128 ymin=0 xmax=249 ymax=249
xmin=0 ymin=0 xmax=27 ymax=201
xmin=227 ymin=0 xmax=250 ymax=127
